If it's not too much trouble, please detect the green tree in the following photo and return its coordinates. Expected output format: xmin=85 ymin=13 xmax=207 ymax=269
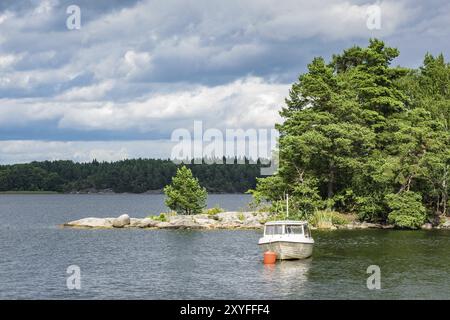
xmin=164 ymin=166 xmax=207 ymax=215
xmin=386 ymin=192 xmax=427 ymax=229
xmin=0 ymin=157 xmax=265 ymax=194
xmin=252 ymin=39 xmax=449 ymax=228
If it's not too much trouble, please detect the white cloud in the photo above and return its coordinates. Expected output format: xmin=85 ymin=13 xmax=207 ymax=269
xmin=0 ymin=54 xmax=22 ymax=70
xmin=0 ymin=14 xmax=8 ymax=25
xmin=33 ymin=0 xmax=59 ymax=15
xmin=0 ymin=0 xmax=418 ymax=95
xmin=0 ymin=77 xmax=287 ymax=133
xmin=236 ymin=1 xmax=411 ymax=41
xmin=0 ymin=135 xmax=278 ymax=164
xmin=123 ymin=51 xmax=152 ymax=71
xmin=0 ymin=0 xmax=447 ymax=164
xmin=56 ymin=80 xmax=115 ymax=101
xmin=0 ymin=140 xmax=173 ymax=164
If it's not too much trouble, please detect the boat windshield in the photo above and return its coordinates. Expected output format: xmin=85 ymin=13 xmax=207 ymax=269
xmin=265 ymin=225 xmax=283 ymax=235
xmin=285 ymin=225 xmax=304 ymax=235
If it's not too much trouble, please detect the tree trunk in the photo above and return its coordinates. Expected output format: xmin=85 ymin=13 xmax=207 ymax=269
xmin=442 ymin=190 xmax=448 ymax=216
xmin=442 ymin=169 xmax=448 ymax=216
xmin=327 ymin=162 xmax=335 ymax=199
xmin=398 ymin=174 xmax=414 ymax=194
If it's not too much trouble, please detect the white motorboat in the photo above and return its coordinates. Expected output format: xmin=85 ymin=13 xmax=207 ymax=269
xmin=258 ymin=220 xmax=314 ymax=260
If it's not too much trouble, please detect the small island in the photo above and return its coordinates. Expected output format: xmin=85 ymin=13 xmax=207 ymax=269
xmin=64 ymin=212 xmax=266 ymax=230
xmin=63 ymin=211 xmax=450 ymax=231
xmin=63 ymin=163 xmax=450 ymax=231
xmin=6 ymin=40 xmax=450 ymax=232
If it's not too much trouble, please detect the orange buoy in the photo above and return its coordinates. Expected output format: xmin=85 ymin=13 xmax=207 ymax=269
xmin=263 ymin=251 xmax=277 ymax=264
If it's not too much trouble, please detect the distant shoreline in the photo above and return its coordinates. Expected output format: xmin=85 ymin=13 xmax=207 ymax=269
xmin=0 ymin=158 xmax=263 ymax=194
xmin=0 ymin=190 xmax=248 ymax=195
xmin=0 ymin=191 xmax=59 ymax=195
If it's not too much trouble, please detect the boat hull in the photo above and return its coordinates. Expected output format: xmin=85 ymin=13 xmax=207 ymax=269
xmin=259 ymin=241 xmax=313 ymax=260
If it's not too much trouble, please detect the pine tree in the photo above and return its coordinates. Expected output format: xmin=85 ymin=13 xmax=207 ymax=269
xmin=252 ymin=39 xmax=450 ymax=228
xmin=164 ymin=166 xmax=207 ymax=215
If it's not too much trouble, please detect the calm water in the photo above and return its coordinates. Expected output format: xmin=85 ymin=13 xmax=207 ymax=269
xmin=0 ymin=194 xmax=449 ymax=299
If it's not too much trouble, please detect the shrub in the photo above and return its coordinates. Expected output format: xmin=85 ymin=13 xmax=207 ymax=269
xmin=309 ymin=210 xmax=352 ymax=227
xmin=439 ymin=215 xmax=448 ymax=226
xmin=386 ymin=192 xmax=426 ymax=229
xmin=330 ymin=212 xmax=352 ymax=225
xmin=355 ymin=195 xmax=386 ymax=222
xmin=266 ymin=211 xmax=304 ymax=222
xmin=148 ymin=213 xmax=169 ymax=222
xmin=204 ymin=206 xmax=224 ymax=215
xmin=309 ymin=211 xmax=331 ymax=228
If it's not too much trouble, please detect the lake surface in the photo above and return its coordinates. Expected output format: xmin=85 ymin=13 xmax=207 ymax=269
xmin=0 ymin=194 xmax=449 ymax=299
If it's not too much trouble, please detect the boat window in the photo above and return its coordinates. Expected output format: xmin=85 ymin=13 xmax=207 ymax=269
xmin=285 ymin=225 xmax=304 ymax=235
xmin=265 ymin=225 xmax=283 ymax=235
xmin=304 ymin=225 xmax=310 ymax=237
xmin=274 ymin=225 xmax=283 ymax=234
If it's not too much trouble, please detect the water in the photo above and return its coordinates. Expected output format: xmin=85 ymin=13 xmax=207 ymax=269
xmin=1 ymin=194 xmax=449 ymax=299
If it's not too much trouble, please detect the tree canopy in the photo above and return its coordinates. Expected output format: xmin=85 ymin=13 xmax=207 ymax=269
xmin=0 ymin=157 xmax=265 ymax=194
xmin=251 ymin=39 xmax=450 ymax=229
xmin=164 ymin=166 xmax=207 ymax=215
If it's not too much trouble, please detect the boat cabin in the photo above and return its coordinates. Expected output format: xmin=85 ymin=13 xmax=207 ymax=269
xmin=263 ymin=221 xmax=311 ymax=238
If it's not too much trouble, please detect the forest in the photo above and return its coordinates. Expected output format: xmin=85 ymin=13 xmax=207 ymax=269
xmin=0 ymin=158 xmax=264 ymax=193
xmin=1 ymin=39 xmax=449 ymax=229
xmin=251 ymin=39 xmax=449 ymax=228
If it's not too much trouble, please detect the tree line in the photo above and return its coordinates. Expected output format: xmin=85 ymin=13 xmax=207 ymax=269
xmin=251 ymin=39 xmax=449 ymax=229
xmin=0 ymin=158 xmax=265 ymax=193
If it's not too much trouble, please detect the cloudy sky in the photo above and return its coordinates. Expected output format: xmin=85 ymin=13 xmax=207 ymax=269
xmin=0 ymin=0 xmax=448 ymax=164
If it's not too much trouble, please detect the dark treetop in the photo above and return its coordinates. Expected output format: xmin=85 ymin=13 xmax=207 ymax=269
xmin=251 ymin=39 xmax=449 ymax=229
xmin=0 ymin=157 xmax=266 ymax=194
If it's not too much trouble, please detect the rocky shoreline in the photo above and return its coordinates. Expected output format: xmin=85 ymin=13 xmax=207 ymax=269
xmin=62 ymin=212 xmax=450 ymax=230
xmin=63 ymin=212 xmax=269 ymax=230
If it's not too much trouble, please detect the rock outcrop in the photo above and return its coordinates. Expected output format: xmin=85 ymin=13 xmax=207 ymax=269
xmin=63 ymin=212 xmax=270 ymax=230
xmin=63 ymin=217 xmax=115 ymax=228
xmin=421 ymin=223 xmax=433 ymax=230
xmin=112 ymin=214 xmax=130 ymax=228
xmin=439 ymin=217 xmax=450 ymax=229
xmin=62 ymin=212 xmax=449 ymax=231
xmin=334 ymin=221 xmax=393 ymax=230
xmin=137 ymin=218 xmax=159 ymax=228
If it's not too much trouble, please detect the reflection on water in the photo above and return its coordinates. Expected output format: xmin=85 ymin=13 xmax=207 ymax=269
xmin=1 ymin=195 xmax=450 ymax=299
xmin=262 ymin=259 xmax=312 ymax=297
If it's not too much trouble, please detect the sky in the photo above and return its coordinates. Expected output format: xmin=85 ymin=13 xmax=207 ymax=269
xmin=0 ymin=0 xmax=449 ymax=164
